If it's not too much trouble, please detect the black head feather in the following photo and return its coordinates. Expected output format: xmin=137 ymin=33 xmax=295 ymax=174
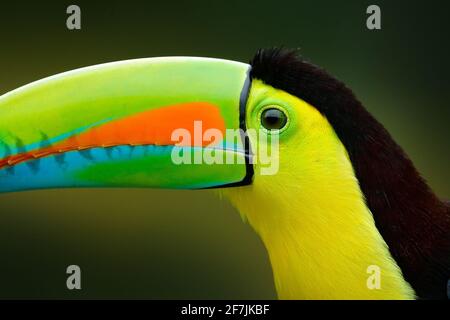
xmin=250 ymin=47 xmax=450 ymax=299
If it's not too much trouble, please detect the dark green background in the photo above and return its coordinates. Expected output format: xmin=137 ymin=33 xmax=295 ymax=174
xmin=0 ymin=0 xmax=448 ymax=298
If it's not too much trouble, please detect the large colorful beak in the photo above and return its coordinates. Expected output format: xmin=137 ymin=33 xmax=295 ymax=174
xmin=0 ymin=57 xmax=253 ymax=192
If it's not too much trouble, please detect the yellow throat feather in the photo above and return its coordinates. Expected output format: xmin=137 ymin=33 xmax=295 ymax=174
xmin=220 ymin=80 xmax=415 ymax=299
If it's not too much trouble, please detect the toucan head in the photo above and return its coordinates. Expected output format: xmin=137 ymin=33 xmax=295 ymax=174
xmin=0 ymin=49 xmax=361 ymax=235
xmin=1 ymin=48 xmax=448 ymax=299
xmin=0 ymin=49 xmax=356 ymax=195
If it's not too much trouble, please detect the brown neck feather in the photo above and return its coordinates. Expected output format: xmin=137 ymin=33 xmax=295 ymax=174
xmin=250 ymin=47 xmax=450 ymax=299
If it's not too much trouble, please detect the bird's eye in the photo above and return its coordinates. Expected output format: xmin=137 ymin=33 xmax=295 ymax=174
xmin=261 ymin=108 xmax=288 ymax=131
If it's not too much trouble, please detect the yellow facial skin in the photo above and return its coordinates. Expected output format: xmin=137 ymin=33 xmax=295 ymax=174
xmin=220 ymin=80 xmax=416 ymax=299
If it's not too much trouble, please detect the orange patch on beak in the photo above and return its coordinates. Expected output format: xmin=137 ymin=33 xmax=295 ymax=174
xmin=0 ymin=102 xmax=226 ymax=169
xmin=65 ymin=101 xmax=226 ymax=147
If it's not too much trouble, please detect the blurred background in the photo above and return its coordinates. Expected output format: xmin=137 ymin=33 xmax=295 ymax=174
xmin=0 ymin=0 xmax=448 ymax=298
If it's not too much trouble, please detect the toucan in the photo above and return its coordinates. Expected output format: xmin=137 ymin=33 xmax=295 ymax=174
xmin=0 ymin=48 xmax=448 ymax=300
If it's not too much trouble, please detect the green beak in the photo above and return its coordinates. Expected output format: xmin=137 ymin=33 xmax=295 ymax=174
xmin=0 ymin=57 xmax=253 ymax=192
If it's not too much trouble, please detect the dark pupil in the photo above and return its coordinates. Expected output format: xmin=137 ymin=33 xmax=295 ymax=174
xmin=261 ymin=108 xmax=287 ymax=130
